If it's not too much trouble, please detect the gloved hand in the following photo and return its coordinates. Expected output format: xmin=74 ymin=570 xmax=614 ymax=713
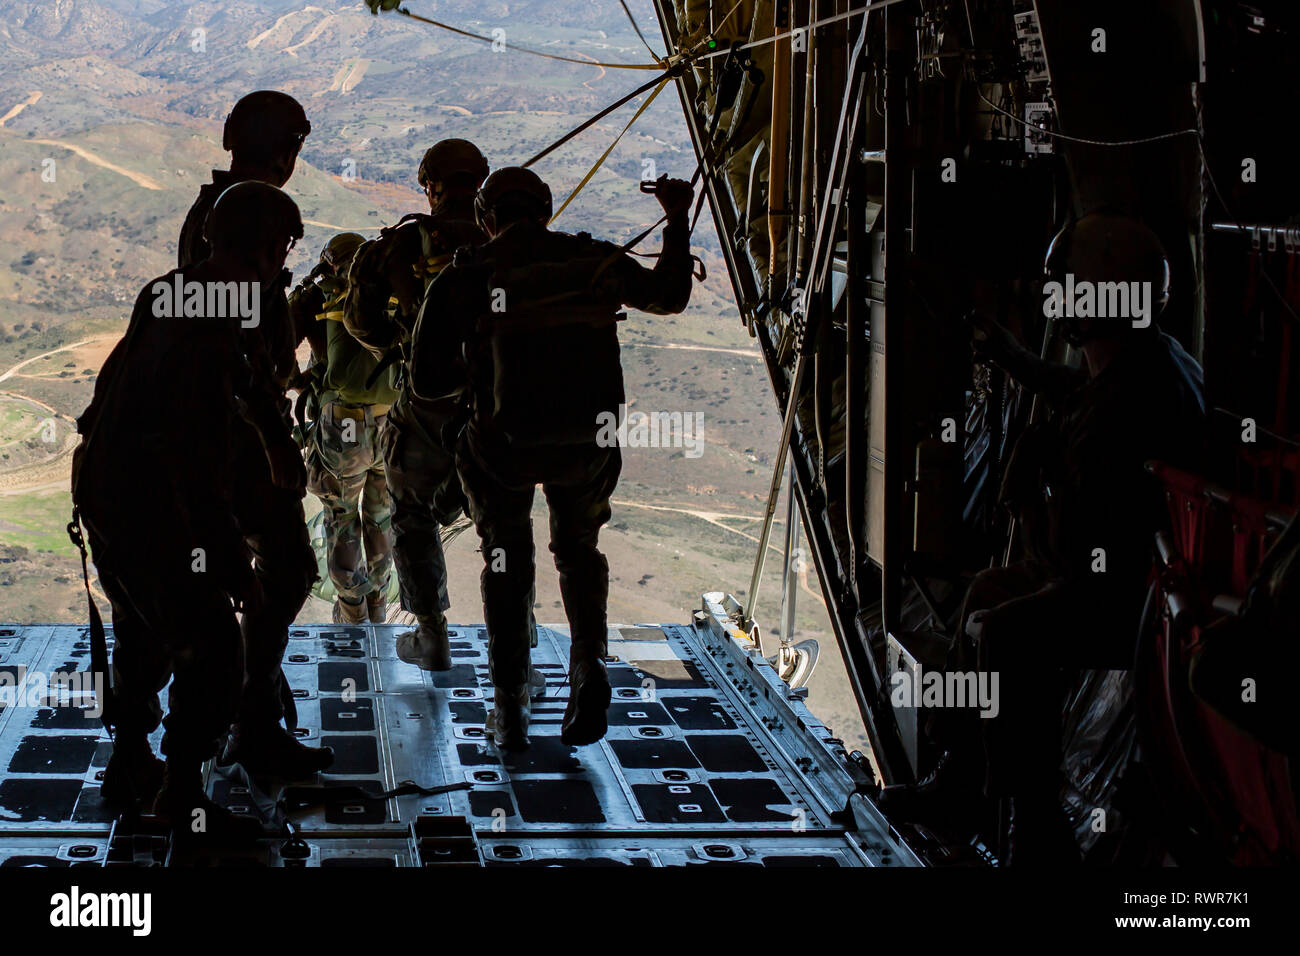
xmin=652 ymin=176 xmax=695 ymax=218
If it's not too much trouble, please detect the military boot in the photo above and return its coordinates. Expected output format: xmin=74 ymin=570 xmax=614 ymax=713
xmin=333 ymin=596 xmax=367 ymax=625
xmin=154 ymin=760 xmax=264 ymax=845
xmin=100 ymin=733 xmax=165 ymax=811
xmin=561 ymin=653 xmax=612 ymax=747
xmin=366 ymin=590 xmax=387 ymax=623
xmin=486 ymin=685 xmax=531 ymax=751
xmin=217 ymin=722 xmax=334 ymax=781
xmin=396 ymin=613 xmax=452 ymax=671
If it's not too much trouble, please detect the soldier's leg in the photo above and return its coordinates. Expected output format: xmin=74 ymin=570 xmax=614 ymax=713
xmin=382 ymin=417 xmax=452 ymax=618
xmin=541 ymin=446 xmax=621 ymax=746
xmin=235 ymin=484 xmax=316 ymax=725
xmin=383 ymin=416 xmax=459 ymax=668
xmin=360 ymin=441 xmax=394 ymax=621
xmin=222 ymin=479 xmax=333 ymax=779
xmin=317 ymin=406 xmax=382 ymax=621
xmin=460 ymin=447 xmax=537 ymax=691
xmin=542 ymin=446 xmax=621 ymax=660
xmin=93 ymin=562 xmax=168 ymax=809
xmin=310 ymin=457 xmax=364 ymax=603
xmin=459 ymin=441 xmax=537 ymax=749
xmin=151 ymin=574 xmax=261 ymax=843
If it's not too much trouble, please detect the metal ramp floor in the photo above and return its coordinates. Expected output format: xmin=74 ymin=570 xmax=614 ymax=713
xmin=0 ymin=596 xmax=917 ymax=867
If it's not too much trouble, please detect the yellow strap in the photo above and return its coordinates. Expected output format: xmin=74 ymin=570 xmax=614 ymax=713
xmin=316 ymin=309 xmax=346 ymax=322
xmin=549 ymin=75 xmax=671 ymax=225
xmin=414 ymin=253 xmax=454 ymax=277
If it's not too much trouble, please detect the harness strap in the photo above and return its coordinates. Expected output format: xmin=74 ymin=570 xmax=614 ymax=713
xmin=67 ymin=509 xmax=114 ymax=736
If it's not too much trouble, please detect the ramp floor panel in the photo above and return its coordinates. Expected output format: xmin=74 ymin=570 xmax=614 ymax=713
xmin=0 ymin=619 xmax=904 ymax=866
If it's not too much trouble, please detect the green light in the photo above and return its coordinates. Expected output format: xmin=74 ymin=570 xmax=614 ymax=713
xmin=708 ymin=39 xmax=717 ymax=49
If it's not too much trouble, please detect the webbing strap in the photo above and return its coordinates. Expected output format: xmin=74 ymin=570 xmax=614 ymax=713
xmin=522 ymin=72 xmax=673 ymax=171
xmin=549 ymin=75 xmax=673 ymax=224
xmin=67 ymin=509 xmax=114 ymax=736
xmin=280 ymin=779 xmax=473 ymax=811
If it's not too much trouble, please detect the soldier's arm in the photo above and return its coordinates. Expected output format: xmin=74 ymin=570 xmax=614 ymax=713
xmin=322 ymin=319 xmax=384 ymax=396
xmin=288 ymin=281 xmax=329 ymax=387
xmin=177 ymin=197 xmax=211 ymax=270
xmin=341 ymin=229 xmax=421 ymax=360
xmin=342 ymin=277 xmax=402 ymax=361
xmin=604 ymin=214 xmax=694 ymax=315
xmin=970 ymin=312 xmax=1085 ymax=407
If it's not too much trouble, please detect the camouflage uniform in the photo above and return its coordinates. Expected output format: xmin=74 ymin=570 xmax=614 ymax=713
xmin=307 ymin=406 xmax=393 ymax=603
xmin=342 ymin=196 xmax=484 ymax=620
xmin=306 ymin=289 xmax=397 ymax=606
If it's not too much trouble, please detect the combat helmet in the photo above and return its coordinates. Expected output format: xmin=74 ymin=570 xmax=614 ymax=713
xmin=474 ymin=166 xmax=553 ymax=231
xmin=222 ymin=90 xmax=311 ymax=154
xmin=204 ymin=181 xmax=304 ymax=252
xmin=418 ymin=138 xmax=489 ymax=192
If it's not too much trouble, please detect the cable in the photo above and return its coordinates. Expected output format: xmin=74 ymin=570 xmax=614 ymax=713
xmin=619 ymin=0 xmax=666 ymax=64
xmin=975 ymin=88 xmax=1199 ymax=147
xmin=383 ymin=3 xmax=669 ymax=70
xmin=696 ymin=0 xmax=903 ymax=62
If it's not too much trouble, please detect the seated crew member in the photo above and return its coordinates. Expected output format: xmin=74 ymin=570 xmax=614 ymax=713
xmin=885 ymin=211 xmax=1206 ymax=865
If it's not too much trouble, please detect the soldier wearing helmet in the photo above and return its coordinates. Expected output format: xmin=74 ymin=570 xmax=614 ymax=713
xmin=72 ymin=182 xmax=307 ymax=841
xmin=179 ymin=90 xmax=312 ymax=270
xmin=174 ymin=92 xmax=333 ymax=783
xmin=407 ymin=166 xmax=697 ymax=751
xmin=291 ymin=233 xmax=399 ymax=625
xmin=341 ymin=138 xmax=490 ymax=670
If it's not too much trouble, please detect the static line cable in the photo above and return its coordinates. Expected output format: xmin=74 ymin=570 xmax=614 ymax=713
xmin=372 ymin=2 xmax=671 ymax=70
xmin=696 ymin=0 xmax=906 ymax=62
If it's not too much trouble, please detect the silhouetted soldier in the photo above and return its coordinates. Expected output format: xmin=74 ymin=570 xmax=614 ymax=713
xmin=342 ymin=139 xmax=488 ymax=667
xmin=299 ymin=232 xmax=398 ymax=624
xmin=177 ymin=90 xmax=331 ymax=780
xmin=72 ymin=183 xmax=305 ymax=840
xmin=409 ymin=167 xmax=695 ymax=750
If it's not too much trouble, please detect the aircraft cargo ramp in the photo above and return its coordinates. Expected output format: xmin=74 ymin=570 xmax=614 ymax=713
xmin=0 ymin=595 xmax=922 ymax=868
